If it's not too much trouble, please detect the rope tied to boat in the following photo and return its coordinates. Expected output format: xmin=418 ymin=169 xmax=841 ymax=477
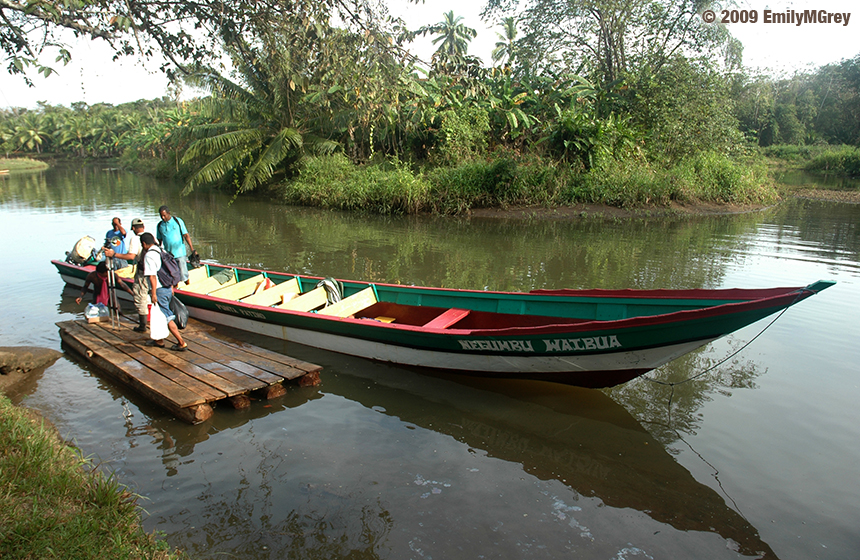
xmin=643 ymin=286 xmax=815 ymax=390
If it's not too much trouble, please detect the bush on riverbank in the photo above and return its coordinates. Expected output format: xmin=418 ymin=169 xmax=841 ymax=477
xmin=425 ymin=153 xmax=567 ymax=214
xmin=762 ymin=144 xmax=860 ymax=178
xmin=565 ymin=152 xmax=777 ymax=207
xmin=282 ymin=154 xmax=430 ymax=214
xmin=804 ymin=145 xmax=860 ymax=177
xmin=0 ymin=394 xmax=182 ymax=559
xmin=279 ymin=151 xmax=778 ymax=214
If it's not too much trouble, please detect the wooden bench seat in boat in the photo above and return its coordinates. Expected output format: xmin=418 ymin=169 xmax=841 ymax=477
xmin=115 ymin=264 xmax=136 ymax=278
xmin=241 ymin=278 xmax=301 ymax=307
xmin=277 ymin=286 xmax=328 ymax=312
xmin=179 ymin=268 xmax=237 ymax=294
xmin=209 ymin=274 xmax=266 ymax=301
xmin=187 ymin=266 xmax=209 ymax=284
xmin=318 ymin=287 xmax=377 ymax=318
xmin=422 ymin=308 xmax=471 ymax=329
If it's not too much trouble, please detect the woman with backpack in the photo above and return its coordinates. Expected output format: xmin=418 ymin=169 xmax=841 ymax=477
xmin=140 ymin=232 xmax=187 ymax=351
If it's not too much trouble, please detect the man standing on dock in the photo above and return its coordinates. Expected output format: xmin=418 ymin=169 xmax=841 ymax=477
xmin=104 ymin=218 xmax=148 ymax=332
xmin=156 ymin=205 xmax=195 ymax=286
xmin=140 ymin=232 xmax=187 ymax=351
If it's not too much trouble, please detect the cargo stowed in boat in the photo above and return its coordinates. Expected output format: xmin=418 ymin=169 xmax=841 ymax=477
xmin=51 ymin=259 xmax=834 ymax=388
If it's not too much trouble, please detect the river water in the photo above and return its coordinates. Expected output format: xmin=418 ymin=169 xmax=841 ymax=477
xmin=1 ymin=164 xmax=858 ymax=560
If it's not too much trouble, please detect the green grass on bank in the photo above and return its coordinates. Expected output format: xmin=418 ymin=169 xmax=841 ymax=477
xmin=279 ymin=151 xmax=778 ymax=214
xmin=804 ymin=145 xmax=860 ymax=177
xmin=0 ymin=157 xmax=49 ymax=171
xmin=0 ymin=394 xmax=182 ymax=560
xmin=762 ymin=144 xmax=860 ymax=177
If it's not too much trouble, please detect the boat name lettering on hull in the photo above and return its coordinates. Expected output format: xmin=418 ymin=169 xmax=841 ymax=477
xmin=458 ymin=335 xmax=621 ymax=353
xmin=214 ymin=303 xmax=266 ymax=320
xmin=458 ymin=340 xmax=535 ymax=352
xmin=544 ymin=335 xmax=622 ymax=352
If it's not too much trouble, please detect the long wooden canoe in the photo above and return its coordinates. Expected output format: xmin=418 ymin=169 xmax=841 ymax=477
xmin=52 ymin=259 xmax=833 ymax=388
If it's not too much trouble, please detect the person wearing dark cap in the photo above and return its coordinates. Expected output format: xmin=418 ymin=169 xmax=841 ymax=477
xmin=105 ymin=218 xmax=149 ymax=332
xmin=140 ymin=232 xmax=187 ymax=350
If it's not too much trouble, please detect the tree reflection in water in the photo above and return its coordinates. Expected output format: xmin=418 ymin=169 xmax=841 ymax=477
xmin=607 ymin=337 xmax=765 ymax=448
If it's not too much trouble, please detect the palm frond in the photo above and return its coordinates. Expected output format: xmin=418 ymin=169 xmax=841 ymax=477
xmin=181 ymin=128 xmax=265 ymax=162
xmin=182 ymin=145 xmax=258 ymax=194
xmin=239 ymin=127 xmax=303 ymax=192
xmin=305 ymin=135 xmax=342 ymax=156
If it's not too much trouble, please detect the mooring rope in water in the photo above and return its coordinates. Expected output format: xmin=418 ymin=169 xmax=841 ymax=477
xmin=642 ymin=287 xmax=813 ymax=390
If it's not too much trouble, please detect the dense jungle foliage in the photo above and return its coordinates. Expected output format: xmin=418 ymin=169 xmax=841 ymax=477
xmin=2 ymin=0 xmax=858 ymax=213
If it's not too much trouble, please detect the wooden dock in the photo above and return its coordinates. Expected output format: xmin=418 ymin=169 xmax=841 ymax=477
xmin=57 ymin=318 xmax=322 ymax=424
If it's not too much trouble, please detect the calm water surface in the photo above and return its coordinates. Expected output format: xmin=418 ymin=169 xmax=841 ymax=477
xmin=1 ymin=164 xmax=858 ymax=560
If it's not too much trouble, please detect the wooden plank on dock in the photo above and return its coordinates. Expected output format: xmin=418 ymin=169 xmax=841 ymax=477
xmin=193 ymin=329 xmax=322 ymax=375
xmin=186 ymin=332 xmax=315 ymax=381
xmin=94 ymin=324 xmax=245 ymax=398
xmin=183 ymin=339 xmax=286 ymax=385
xmin=59 ymin=321 xmax=206 ymax=409
xmin=57 ymin=317 xmax=323 ymax=425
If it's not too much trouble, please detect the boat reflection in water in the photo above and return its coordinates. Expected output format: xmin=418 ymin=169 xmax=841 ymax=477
xmin=335 ymin=364 xmax=776 ymax=559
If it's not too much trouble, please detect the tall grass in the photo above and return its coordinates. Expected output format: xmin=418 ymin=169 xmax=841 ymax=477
xmin=804 ymin=145 xmax=860 ymax=177
xmin=674 ymin=152 xmax=779 ymax=204
xmin=0 ymin=394 xmax=181 ymax=559
xmin=282 ymin=154 xmax=429 ymax=214
xmin=425 ymin=154 xmax=566 ymax=214
xmin=565 ymin=152 xmax=777 ymax=207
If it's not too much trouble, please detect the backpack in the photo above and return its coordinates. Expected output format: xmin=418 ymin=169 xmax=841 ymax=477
xmin=156 ymin=247 xmax=183 ymax=287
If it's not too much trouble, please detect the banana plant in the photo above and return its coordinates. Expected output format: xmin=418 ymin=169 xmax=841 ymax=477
xmin=484 ymin=69 xmax=536 ymax=145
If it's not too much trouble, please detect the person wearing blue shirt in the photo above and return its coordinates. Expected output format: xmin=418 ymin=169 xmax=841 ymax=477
xmin=104 ymin=217 xmax=129 ymax=269
xmin=156 ymin=205 xmax=195 ymax=285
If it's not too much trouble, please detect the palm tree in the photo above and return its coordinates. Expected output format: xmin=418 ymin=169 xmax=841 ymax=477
xmin=422 ymin=11 xmax=477 ymax=58
xmin=491 ymin=17 xmax=518 ymax=67
xmin=55 ymin=114 xmax=92 ymax=157
xmin=11 ymin=112 xmax=51 ymax=154
xmin=180 ymin=44 xmax=305 ymax=195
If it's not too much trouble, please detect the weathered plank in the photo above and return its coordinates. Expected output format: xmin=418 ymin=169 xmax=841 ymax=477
xmin=191 ymin=329 xmax=322 ymax=376
xmin=104 ymin=325 xmax=248 ymax=397
xmin=77 ymin=321 xmax=226 ymax=401
xmin=172 ymin=350 xmax=265 ymax=392
xmin=181 ymin=340 xmax=284 ymax=385
xmin=185 ymin=333 xmax=312 ymax=381
xmin=59 ymin=322 xmax=207 ymax=413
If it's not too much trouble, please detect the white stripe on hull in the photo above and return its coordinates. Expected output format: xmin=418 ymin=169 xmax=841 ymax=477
xmin=189 ymin=307 xmax=717 ymax=375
